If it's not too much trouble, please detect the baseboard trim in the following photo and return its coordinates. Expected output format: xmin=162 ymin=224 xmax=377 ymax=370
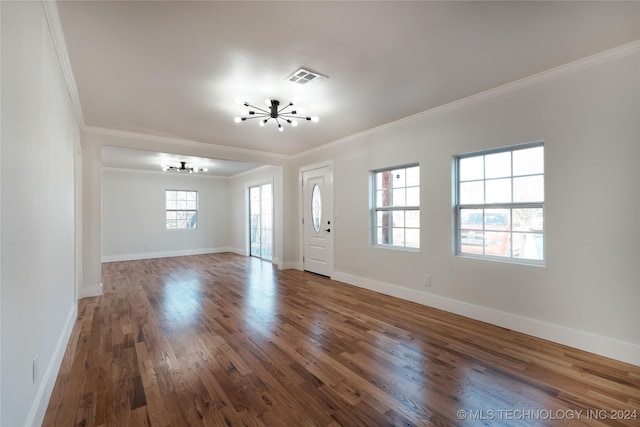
xmin=280 ymin=261 xmax=302 ymax=271
xmin=101 ymin=247 xmax=234 ymax=263
xmin=271 ymin=257 xmax=283 ymax=269
xmin=227 ymin=247 xmax=248 ymax=257
xmin=332 ymin=271 xmax=640 ymax=367
xmin=79 ymin=283 xmax=103 ymax=298
xmin=26 ymin=303 xmax=78 ymax=427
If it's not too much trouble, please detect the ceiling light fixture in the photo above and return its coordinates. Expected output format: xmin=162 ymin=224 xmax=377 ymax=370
xmin=234 ymin=99 xmax=319 ymax=132
xmin=162 ymin=161 xmax=208 ymax=173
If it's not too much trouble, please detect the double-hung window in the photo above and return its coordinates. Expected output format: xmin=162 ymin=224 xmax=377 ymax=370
xmin=166 ymin=190 xmax=198 ymax=229
xmin=372 ymin=164 xmax=420 ymax=249
xmin=455 ymin=143 xmax=544 ymax=263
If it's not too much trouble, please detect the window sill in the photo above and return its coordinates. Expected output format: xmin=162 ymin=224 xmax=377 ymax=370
xmin=372 ymin=244 xmax=420 ymax=253
xmin=455 ymin=252 xmax=545 ymax=267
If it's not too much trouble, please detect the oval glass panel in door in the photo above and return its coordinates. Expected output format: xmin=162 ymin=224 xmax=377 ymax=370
xmin=311 ymin=184 xmax=322 ymax=233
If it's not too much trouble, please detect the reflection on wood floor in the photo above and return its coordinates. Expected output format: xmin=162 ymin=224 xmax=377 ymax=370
xmin=44 ymin=253 xmax=640 ymax=426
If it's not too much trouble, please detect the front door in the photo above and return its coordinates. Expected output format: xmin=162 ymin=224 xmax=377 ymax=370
xmin=302 ymin=166 xmax=333 ymax=276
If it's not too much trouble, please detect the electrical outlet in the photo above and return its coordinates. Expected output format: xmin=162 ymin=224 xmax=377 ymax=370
xmin=33 ymin=355 xmax=39 ymax=383
xmin=423 ymin=274 xmax=431 ymax=287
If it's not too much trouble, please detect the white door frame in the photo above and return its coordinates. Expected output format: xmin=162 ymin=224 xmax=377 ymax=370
xmin=299 ymin=160 xmax=334 ymax=277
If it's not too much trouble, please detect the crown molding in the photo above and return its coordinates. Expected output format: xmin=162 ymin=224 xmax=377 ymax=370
xmin=41 ymin=0 xmax=85 ymax=127
xmin=102 ymin=164 xmax=281 ymax=181
xmin=228 ymin=164 xmax=280 ymax=180
xmin=83 ymin=126 xmax=291 ymax=163
xmin=294 ymin=39 xmax=640 ymax=159
xmin=101 ymin=166 xmax=230 ymax=179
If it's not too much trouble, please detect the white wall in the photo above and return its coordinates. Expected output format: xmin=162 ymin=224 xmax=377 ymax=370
xmin=102 ymin=168 xmax=230 ymax=261
xmin=228 ymin=165 xmax=283 ymax=265
xmin=1 ymin=2 xmax=79 ymax=425
xmin=287 ymin=50 xmax=640 ymax=365
xmin=101 ymin=163 xmax=285 ymax=265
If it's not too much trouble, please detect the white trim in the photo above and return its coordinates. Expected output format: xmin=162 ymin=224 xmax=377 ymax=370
xmin=299 ymin=160 xmax=335 ymax=175
xmin=74 ymin=133 xmax=83 ymax=303
xmin=79 ymin=283 xmax=103 ymax=299
xmin=0 ymin=1 xmax=3 ymax=422
xmin=279 ymin=261 xmax=303 ymax=271
xmin=25 ymin=304 xmax=78 ymax=427
xmin=299 ymin=161 xmax=334 ymax=275
xmin=101 ymin=247 xmax=237 ymax=263
xmin=271 ymin=257 xmax=283 ymax=270
xmin=41 ymin=0 xmax=85 ymax=127
xmin=293 ymin=39 xmax=640 ymax=160
xmin=227 ymin=247 xmax=247 ymax=257
xmin=101 ymin=166 xmax=230 ymax=180
xmin=247 ymin=180 xmax=275 ymax=262
xmin=332 ymin=271 xmax=640 ymax=367
xmin=229 ymin=164 xmax=275 ymax=179
xmin=84 ymin=126 xmax=289 ymax=162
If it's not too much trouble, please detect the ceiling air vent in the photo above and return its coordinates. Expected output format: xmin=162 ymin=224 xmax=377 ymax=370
xmin=287 ymin=68 xmax=327 ymax=85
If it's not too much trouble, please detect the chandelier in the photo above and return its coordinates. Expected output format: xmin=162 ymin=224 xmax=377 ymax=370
xmin=162 ymin=161 xmax=208 ymax=173
xmin=234 ymin=99 xmax=319 ymax=132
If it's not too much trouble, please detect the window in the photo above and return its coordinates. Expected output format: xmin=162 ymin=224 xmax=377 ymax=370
xmin=455 ymin=143 xmax=544 ymax=262
xmin=166 ymin=190 xmax=198 ymax=229
xmin=311 ymin=184 xmax=322 ymax=233
xmin=372 ymin=164 xmax=420 ymax=249
xmin=249 ymin=183 xmax=273 ymax=261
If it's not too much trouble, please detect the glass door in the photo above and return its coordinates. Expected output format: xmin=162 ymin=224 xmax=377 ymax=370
xmin=249 ymin=183 xmax=273 ymax=261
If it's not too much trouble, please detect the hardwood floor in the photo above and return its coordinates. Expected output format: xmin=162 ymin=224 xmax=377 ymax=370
xmin=43 ymin=253 xmax=639 ymax=426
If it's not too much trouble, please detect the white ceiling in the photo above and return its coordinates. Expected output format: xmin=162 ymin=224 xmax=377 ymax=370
xmin=57 ymin=1 xmax=639 ymax=171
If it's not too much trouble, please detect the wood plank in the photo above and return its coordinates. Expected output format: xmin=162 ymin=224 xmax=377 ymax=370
xmin=42 ymin=253 xmax=640 ymax=426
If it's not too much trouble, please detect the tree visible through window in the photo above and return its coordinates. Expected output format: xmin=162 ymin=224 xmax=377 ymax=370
xmin=372 ymin=165 xmax=420 ymax=249
xmin=166 ymin=190 xmax=198 ymax=229
xmin=455 ymin=143 xmax=544 ymax=262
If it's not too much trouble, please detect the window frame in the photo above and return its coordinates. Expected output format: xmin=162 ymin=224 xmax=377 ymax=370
xmin=249 ymin=183 xmax=273 ymax=261
xmin=453 ymin=142 xmax=545 ymax=265
xmin=165 ymin=189 xmax=199 ymax=230
xmin=370 ymin=163 xmax=420 ymax=251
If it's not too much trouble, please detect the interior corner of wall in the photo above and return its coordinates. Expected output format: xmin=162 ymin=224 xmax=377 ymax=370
xmin=280 ymin=261 xmax=303 ymax=271
xmin=79 ymin=283 xmax=103 ymax=299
